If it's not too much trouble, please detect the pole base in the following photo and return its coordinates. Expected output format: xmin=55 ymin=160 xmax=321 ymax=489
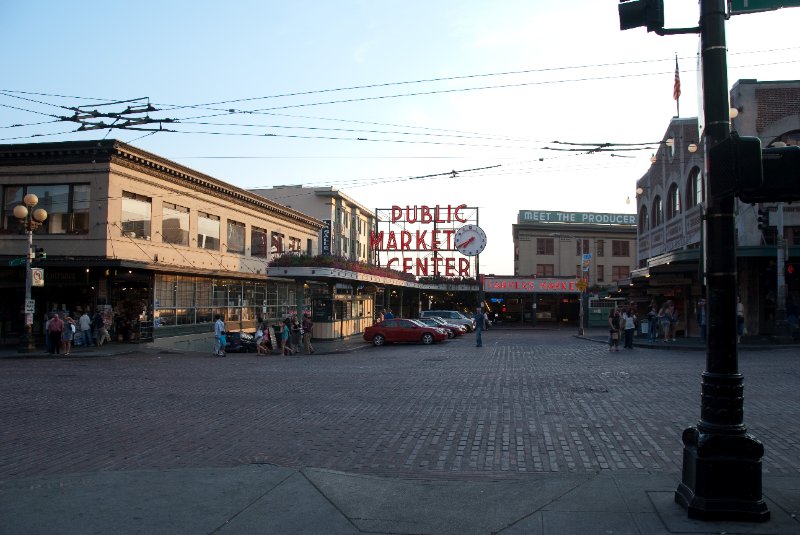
xmin=675 ymin=426 xmax=769 ymax=522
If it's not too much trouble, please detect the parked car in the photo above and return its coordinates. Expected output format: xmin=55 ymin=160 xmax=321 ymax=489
xmin=363 ymin=318 xmax=449 ymax=346
xmin=225 ymin=331 xmax=258 ymax=353
xmin=419 ymin=310 xmax=476 ymax=331
xmin=417 ymin=316 xmax=466 ymax=338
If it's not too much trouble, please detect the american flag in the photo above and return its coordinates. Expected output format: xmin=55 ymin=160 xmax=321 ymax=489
xmin=673 ymin=57 xmax=681 ymax=101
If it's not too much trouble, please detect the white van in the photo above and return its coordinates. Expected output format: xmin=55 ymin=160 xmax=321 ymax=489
xmin=419 ymin=310 xmax=475 ymax=331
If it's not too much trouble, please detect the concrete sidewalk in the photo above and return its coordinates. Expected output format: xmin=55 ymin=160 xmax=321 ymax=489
xmin=1 ymin=465 xmax=798 ymax=534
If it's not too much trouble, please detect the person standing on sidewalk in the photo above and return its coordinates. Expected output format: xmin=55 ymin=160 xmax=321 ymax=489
xmin=213 ymin=314 xmax=226 ymax=357
xmin=79 ymin=310 xmax=93 ymax=348
xmin=47 ymin=312 xmax=63 ymax=355
xmin=302 ymin=312 xmax=315 ymax=354
xmin=622 ymin=306 xmax=637 ymax=349
xmin=61 ymin=315 xmax=75 ymax=355
xmin=697 ymin=299 xmax=707 ymax=343
xmin=281 ymin=318 xmax=294 ymax=355
xmin=474 ymin=307 xmax=484 ymax=347
xmin=736 ymin=295 xmax=745 ymax=343
xmin=608 ymin=308 xmax=621 ymax=352
xmin=647 ymin=301 xmax=658 ymax=343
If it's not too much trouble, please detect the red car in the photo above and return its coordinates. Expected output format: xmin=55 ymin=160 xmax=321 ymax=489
xmin=417 ymin=317 xmax=466 ymax=338
xmin=363 ymin=318 xmax=448 ymax=346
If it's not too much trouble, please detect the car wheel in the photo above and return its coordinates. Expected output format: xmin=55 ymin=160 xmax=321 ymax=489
xmin=421 ymin=333 xmax=434 ymax=345
xmin=373 ymin=334 xmax=385 ymax=346
xmin=447 ymin=330 xmax=454 ymax=339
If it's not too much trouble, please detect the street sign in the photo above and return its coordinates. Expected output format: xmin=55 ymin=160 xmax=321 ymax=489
xmin=729 ymin=0 xmax=800 ymax=15
xmin=25 ymin=299 xmax=35 ymax=314
xmin=576 ymin=279 xmax=588 ymax=292
xmin=8 ymin=257 xmax=26 ymax=267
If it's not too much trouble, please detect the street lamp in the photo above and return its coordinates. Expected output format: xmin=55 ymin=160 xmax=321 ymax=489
xmin=549 ymin=233 xmax=587 ymax=336
xmin=13 ymin=193 xmax=47 ymax=353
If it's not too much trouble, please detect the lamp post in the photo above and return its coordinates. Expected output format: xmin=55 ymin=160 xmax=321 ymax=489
xmin=13 ymin=193 xmax=47 ymax=353
xmin=550 ymin=233 xmax=586 ymax=335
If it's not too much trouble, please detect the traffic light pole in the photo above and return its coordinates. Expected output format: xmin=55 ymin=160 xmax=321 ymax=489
xmin=674 ymin=0 xmax=769 ymax=521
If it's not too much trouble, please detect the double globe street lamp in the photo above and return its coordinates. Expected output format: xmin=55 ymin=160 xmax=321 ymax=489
xmin=13 ymin=193 xmax=48 ymax=352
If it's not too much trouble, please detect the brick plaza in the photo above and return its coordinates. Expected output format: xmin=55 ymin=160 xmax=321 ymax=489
xmin=1 ymin=330 xmax=798 ymax=481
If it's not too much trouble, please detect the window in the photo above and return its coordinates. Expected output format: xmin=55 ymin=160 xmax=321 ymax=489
xmin=597 ymin=265 xmax=605 ymax=282
xmin=638 ymin=206 xmax=649 ymax=232
xmin=162 ymin=202 xmax=189 ymax=246
xmin=121 ymin=191 xmax=151 ymax=239
xmin=2 ymin=184 xmax=90 ymax=235
xmin=536 ymin=238 xmax=554 ymax=255
xmin=227 ymin=219 xmax=245 ymax=254
xmin=288 ymin=237 xmax=301 ymax=253
xmin=536 ymin=264 xmax=554 ymax=276
xmin=575 ymin=239 xmax=589 ymax=255
xmin=667 ymin=183 xmax=681 ymax=220
xmin=596 ymin=240 xmax=605 ymax=257
xmin=652 ymin=196 xmax=663 ymax=227
xmin=198 ymin=212 xmax=220 ymax=250
xmin=611 ymin=265 xmax=630 ymax=281
xmin=271 ymin=231 xmax=284 ymax=254
xmin=251 ymin=226 xmax=269 ymax=258
xmin=576 ymin=264 xmax=581 ymax=277
xmin=612 ymin=240 xmax=630 ymax=257
xmin=685 ymin=167 xmax=702 ymax=209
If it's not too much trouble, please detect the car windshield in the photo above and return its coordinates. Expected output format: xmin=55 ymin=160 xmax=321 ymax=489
xmin=430 ymin=317 xmax=447 ymax=325
xmin=409 ymin=319 xmax=427 ymax=327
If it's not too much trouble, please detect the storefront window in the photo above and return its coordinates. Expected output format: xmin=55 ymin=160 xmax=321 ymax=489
xmin=251 ymin=226 xmax=269 ymax=257
xmin=121 ymin=191 xmax=152 ymax=239
xmin=162 ymin=202 xmax=189 ymax=246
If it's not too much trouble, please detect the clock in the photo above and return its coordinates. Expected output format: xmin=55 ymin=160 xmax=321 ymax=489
xmin=454 ymin=224 xmax=487 ymax=256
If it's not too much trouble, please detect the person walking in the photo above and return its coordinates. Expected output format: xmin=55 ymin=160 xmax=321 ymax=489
xmin=213 ymin=314 xmax=226 ymax=357
xmin=79 ymin=310 xmax=93 ymax=348
xmin=44 ymin=313 xmax=53 ymax=354
xmin=302 ymin=312 xmax=315 ymax=354
xmin=658 ymin=301 xmax=672 ymax=342
xmin=647 ymin=301 xmax=658 ymax=343
xmin=608 ymin=308 xmax=621 ymax=352
xmin=736 ymin=295 xmax=745 ymax=343
xmin=62 ymin=315 xmax=75 ymax=355
xmin=47 ymin=312 xmax=63 ymax=355
xmin=281 ymin=318 xmax=293 ymax=355
xmin=622 ymin=306 xmax=637 ymax=349
xmin=697 ymin=299 xmax=707 ymax=343
xmin=92 ymin=310 xmax=108 ymax=347
xmin=474 ymin=307 xmax=484 ymax=347
xmin=290 ymin=316 xmax=302 ymax=354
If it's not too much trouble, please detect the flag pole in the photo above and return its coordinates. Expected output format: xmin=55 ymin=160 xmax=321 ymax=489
xmin=674 ymin=54 xmax=681 ymax=117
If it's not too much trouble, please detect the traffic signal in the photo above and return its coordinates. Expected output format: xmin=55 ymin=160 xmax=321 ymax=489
xmin=618 ymin=0 xmax=664 ymax=32
xmin=709 ymin=134 xmax=800 ymax=204
xmin=787 ymin=262 xmax=797 ymax=279
xmin=756 ymin=209 xmax=770 ymax=232
xmin=34 ymin=246 xmax=46 ymax=259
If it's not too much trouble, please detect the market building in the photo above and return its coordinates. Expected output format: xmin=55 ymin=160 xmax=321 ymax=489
xmin=507 ymin=210 xmax=638 ymax=327
xmin=0 ymin=139 xmax=329 ymax=350
xmin=630 ymin=79 xmax=800 ymax=339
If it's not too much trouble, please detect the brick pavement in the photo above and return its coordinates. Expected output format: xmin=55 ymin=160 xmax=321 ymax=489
xmin=1 ymin=330 xmax=798 ymax=482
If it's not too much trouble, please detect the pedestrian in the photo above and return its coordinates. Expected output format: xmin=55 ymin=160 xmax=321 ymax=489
xmin=658 ymin=301 xmax=672 ymax=342
xmin=213 ymin=314 xmax=226 ymax=357
xmin=44 ymin=313 xmax=53 ymax=354
xmin=79 ymin=310 xmax=93 ymax=348
xmin=647 ymin=301 xmax=658 ymax=343
xmin=474 ymin=307 xmax=484 ymax=347
xmin=608 ymin=307 xmax=621 ymax=352
xmin=384 ymin=308 xmax=394 ymax=320
xmin=697 ymin=299 xmax=707 ymax=343
xmin=290 ymin=316 xmax=302 ymax=354
xmin=92 ymin=310 xmax=108 ymax=347
xmin=667 ymin=302 xmax=677 ymax=342
xmin=281 ymin=318 xmax=293 ymax=355
xmin=47 ymin=312 xmax=63 ymax=354
xmin=622 ymin=306 xmax=637 ymax=349
xmin=736 ymin=295 xmax=745 ymax=343
xmin=376 ymin=309 xmax=385 ymax=324
xmin=302 ymin=312 xmax=315 ymax=354
xmin=62 ymin=314 xmax=75 ymax=355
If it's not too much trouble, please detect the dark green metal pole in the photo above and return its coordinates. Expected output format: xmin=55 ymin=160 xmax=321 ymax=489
xmin=674 ymin=0 xmax=769 ymax=522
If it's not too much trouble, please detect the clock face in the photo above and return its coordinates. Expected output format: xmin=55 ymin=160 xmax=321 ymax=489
xmin=454 ymin=224 xmax=487 ymax=256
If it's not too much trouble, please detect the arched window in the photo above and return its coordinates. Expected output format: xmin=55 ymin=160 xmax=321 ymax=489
xmin=685 ymin=167 xmax=702 ymax=208
xmin=666 ymin=183 xmax=681 ymax=220
xmin=638 ymin=205 xmax=649 ymax=232
xmin=652 ymin=196 xmax=663 ymax=227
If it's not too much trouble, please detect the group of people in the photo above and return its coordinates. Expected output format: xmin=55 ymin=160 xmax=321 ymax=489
xmin=644 ymin=299 xmax=678 ymax=343
xmin=607 ymin=303 xmax=638 ymax=351
xmin=375 ymin=308 xmax=394 ymax=323
xmin=44 ymin=309 xmax=109 ymax=355
xmin=240 ymin=313 xmax=316 ymax=357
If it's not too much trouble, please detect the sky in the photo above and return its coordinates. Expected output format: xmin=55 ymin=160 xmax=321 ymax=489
xmin=2 ymin=0 xmax=799 ymax=275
